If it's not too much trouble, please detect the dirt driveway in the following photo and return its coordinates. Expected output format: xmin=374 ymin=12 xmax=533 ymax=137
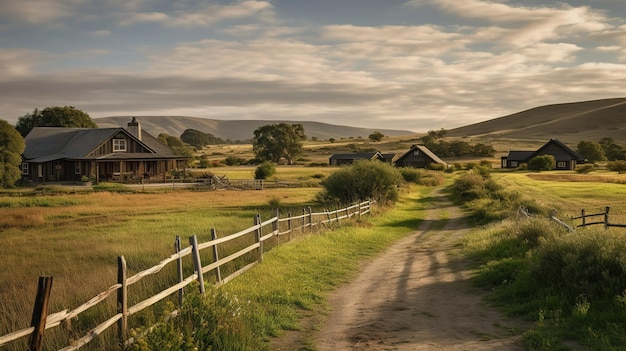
xmin=273 ymin=188 xmax=529 ymax=350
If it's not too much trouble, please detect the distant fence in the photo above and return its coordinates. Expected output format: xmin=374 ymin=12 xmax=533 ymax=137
xmin=0 ymin=200 xmax=374 ymax=351
xmin=572 ymin=206 xmax=626 ymax=229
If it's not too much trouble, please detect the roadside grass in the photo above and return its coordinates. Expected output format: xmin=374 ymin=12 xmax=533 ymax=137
xmin=459 ymin=171 xmax=626 ymax=351
xmin=129 ymin=184 xmax=433 ymax=350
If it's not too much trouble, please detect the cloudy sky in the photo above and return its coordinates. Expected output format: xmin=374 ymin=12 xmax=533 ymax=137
xmin=2 ymin=0 xmax=625 ymax=132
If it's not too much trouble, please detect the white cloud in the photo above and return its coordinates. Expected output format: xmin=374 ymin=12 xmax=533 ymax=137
xmin=0 ymin=0 xmax=72 ymax=25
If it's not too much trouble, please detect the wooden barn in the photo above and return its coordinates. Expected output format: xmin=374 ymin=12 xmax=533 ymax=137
xmin=501 ymin=139 xmax=585 ymax=170
xmin=21 ymin=118 xmax=188 ymax=183
xmin=394 ymin=145 xmax=447 ymax=168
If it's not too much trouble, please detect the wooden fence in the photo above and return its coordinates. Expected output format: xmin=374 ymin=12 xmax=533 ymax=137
xmin=572 ymin=206 xmax=626 ymax=229
xmin=0 ymin=200 xmax=373 ymax=350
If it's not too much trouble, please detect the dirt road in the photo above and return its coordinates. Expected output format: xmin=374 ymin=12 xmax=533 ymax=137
xmin=311 ymin=189 xmax=528 ymax=350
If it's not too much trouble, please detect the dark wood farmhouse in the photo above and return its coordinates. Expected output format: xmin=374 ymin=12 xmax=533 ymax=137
xmin=501 ymin=139 xmax=585 ymax=170
xmin=328 ymin=152 xmax=385 ymax=166
xmin=394 ymin=145 xmax=447 ymax=168
xmin=21 ymin=118 xmax=188 ymax=183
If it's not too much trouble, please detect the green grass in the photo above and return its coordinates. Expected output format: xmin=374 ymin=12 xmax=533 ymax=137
xmin=460 ymin=170 xmax=626 ymax=351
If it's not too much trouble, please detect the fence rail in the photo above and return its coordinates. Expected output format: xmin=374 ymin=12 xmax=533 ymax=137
xmin=0 ymin=200 xmax=373 ymax=350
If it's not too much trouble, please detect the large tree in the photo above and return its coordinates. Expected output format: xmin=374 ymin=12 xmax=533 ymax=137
xmin=577 ymin=141 xmax=606 ymax=163
xmin=15 ymin=106 xmax=97 ymax=136
xmin=0 ymin=119 xmax=25 ymax=188
xmin=252 ymin=123 xmax=306 ymax=165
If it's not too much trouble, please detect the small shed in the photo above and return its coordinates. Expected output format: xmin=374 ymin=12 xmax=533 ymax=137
xmin=394 ymin=145 xmax=447 ymax=168
xmin=329 ymin=152 xmax=385 ymax=166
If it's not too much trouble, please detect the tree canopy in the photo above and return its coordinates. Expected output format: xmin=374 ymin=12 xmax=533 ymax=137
xmin=0 ymin=119 xmax=25 ymax=188
xmin=252 ymin=123 xmax=306 ymax=165
xmin=577 ymin=141 xmax=606 ymax=163
xmin=180 ymin=129 xmax=226 ymax=149
xmin=368 ymin=131 xmax=384 ymax=142
xmin=15 ymin=106 xmax=97 ymax=137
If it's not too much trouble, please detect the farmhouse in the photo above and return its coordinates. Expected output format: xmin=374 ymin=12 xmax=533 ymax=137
xmin=501 ymin=139 xmax=585 ymax=170
xmin=394 ymin=144 xmax=447 ymax=168
xmin=21 ymin=118 xmax=188 ymax=183
xmin=329 ymin=152 xmax=386 ymax=166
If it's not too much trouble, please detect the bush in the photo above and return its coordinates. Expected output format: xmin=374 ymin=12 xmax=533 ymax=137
xmin=318 ymin=160 xmax=402 ymax=204
xmin=575 ymin=164 xmax=595 ymax=174
xmin=607 ymin=160 xmax=626 ymax=174
xmin=224 ymin=156 xmax=246 ymax=166
xmin=427 ymin=163 xmax=446 ymax=171
xmin=255 ymin=161 xmax=276 ymax=179
xmin=399 ymin=168 xmax=443 ymax=186
xmin=528 ymin=155 xmax=556 ymax=171
xmin=452 ymin=173 xmax=487 ymax=201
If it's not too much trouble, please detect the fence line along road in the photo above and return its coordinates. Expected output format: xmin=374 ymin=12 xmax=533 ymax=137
xmin=0 ymin=200 xmax=373 ymax=351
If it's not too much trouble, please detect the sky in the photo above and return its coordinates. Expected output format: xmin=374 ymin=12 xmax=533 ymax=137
xmin=2 ymin=0 xmax=625 ymax=133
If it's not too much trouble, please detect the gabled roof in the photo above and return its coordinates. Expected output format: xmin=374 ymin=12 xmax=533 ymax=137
xmin=23 ymin=127 xmax=180 ymax=162
xmin=534 ymin=138 xmax=585 ymax=161
xmin=396 ymin=145 xmax=446 ymax=165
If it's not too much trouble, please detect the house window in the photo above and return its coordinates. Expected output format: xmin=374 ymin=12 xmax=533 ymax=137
xmin=413 ymin=150 xmax=420 ymax=155
xmin=557 ymin=161 xmax=566 ymax=168
xmin=510 ymin=161 xmax=518 ymax=168
xmin=113 ymin=139 xmax=127 ymax=152
xmin=75 ymin=162 xmax=81 ymax=174
xmin=22 ymin=163 xmax=29 ymax=175
xmin=38 ymin=164 xmax=43 ymax=178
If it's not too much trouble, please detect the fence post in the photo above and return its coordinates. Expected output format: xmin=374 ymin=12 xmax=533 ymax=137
xmin=605 ymin=206 xmax=610 ymax=229
xmin=307 ymin=206 xmax=312 ymax=233
xmin=28 ymin=276 xmax=53 ymax=351
xmin=117 ymin=256 xmax=128 ymax=349
xmin=255 ymin=214 xmax=264 ymax=263
xmin=175 ymin=236 xmax=184 ymax=307
xmin=581 ymin=209 xmax=586 ymax=226
xmin=189 ymin=235 xmax=205 ymax=294
xmin=210 ymin=229 xmax=222 ymax=284
xmin=326 ymin=209 xmax=331 ymax=226
xmin=287 ymin=211 xmax=292 ymax=240
xmin=359 ymin=201 xmax=362 ymax=219
xmin=273 ymin=209 xmax=280 ymax=243
xmin=302 ymin=208 xmax=306 ymax=233
xmin=336 ymin=207 xmax=340 ymax=225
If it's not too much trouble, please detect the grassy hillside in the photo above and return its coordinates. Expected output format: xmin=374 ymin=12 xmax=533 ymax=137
xmin=447 ymin=97 xmax=626 ymax=144
xmin=94 ymin=116 xmax=416 ymax=141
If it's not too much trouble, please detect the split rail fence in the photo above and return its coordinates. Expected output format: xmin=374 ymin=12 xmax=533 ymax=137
xmin=0 ymin=200 xmax=373 ymax=351
xmin=572 ymin=206 xmax=626 ymax=229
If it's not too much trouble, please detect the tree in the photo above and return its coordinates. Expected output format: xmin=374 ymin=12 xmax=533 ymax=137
xmin=528 ymin=155 xmax=556 ymax=171
xmin=577 ymin=141 xmax=606 ymax=163
xmin=0 ymin=119 xmax=25 ymax=188
xmin=368 ymin=131 xmax=384 ymax=142
xmin=15 ymin=106 xmax=97 ymax=136
xmin=252 ymin=123 xmax=306 ymax=165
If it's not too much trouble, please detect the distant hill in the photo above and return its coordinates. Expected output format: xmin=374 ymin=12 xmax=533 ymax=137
xmin=447 ymin=98 xmax=626 ymax=144
xmin=94 ymin=116 xmax=416 ymax=141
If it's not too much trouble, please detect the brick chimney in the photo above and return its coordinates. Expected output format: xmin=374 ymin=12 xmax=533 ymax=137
xmin=127 ymin=117 xmax=142 ymax=140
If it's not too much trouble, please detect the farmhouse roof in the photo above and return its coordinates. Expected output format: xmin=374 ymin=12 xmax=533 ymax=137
xmin=504 ymin=151 xmax=535 ymax=161
xmin=396 ymin=145 xmax=446 ymax=165
xmin=23 ymin=126 xmax=180 ymax=162
xmin=535 ymin=138 xmax=585 ymax=161
xmin=329 ymin=152 xmax=382 ymax=160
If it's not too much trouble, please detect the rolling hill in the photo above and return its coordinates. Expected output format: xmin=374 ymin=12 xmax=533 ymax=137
xmin=447 ymin=98 xmax=626 ymax=144
xmin=94 ymin=116 xmax=416 ymax=141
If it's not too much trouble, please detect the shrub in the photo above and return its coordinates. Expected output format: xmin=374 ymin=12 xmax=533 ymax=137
xmin=224 ymin=156 xmax=246 ymax=166
xmin=575 ymin=164 xmax=595 ymax=174
xmin=528 ymin=155 xmax=556 ymax=171
xmin=452 ymin=173 xmax=486 ymax=200
xmin=255 ymin=161 xmax=276 ymax=179
xmin=427 ymin=163 xmax=446 ymax=171
xmin=607 ymin=160 xmax=626 ymax=174
xmin=399 ymin=168 xmax=443 ymax=186
xmin=318 ymin=160 xmax=402 ymax=204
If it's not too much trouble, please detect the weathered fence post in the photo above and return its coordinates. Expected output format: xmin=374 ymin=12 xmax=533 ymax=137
xmin=210 ymin=229 xmax=222 ymax=284
xmin=336 ymin=207 xmax=340 ymax=225
xmin=358 ymin=201 xmax=362 ymax=219
xmin=287 ymin=211 xmax=292 ymax=240
xmin=117 ymin=256 xmax=128 ymax=349
xmin=189 ymin=235 xmax=205 ymax=294
xmin=302 ymin=208 xmax=306 ymax=233
xmin=308 ymin=206 xmax=313 ymax=233
xmin=326 ymin=209 xmax=331 ymax=226
xmin=273 ymin=209 xmax=280 ymax=243
xmin=605 ymin=206 xmax=611 ymax=229
xmin=175 ymin=236 xmax=184 ymax=307
xmin=28 ymin=276 xmax=53 ymax=351
xmin=255 ymin=214 xmax=264 ymax=262
xmin=581 ymin=209 xmax=586 ymax=226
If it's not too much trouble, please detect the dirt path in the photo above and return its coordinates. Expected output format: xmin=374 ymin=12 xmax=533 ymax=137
xmin=311 ymin=188 xmax=528 ymax=351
